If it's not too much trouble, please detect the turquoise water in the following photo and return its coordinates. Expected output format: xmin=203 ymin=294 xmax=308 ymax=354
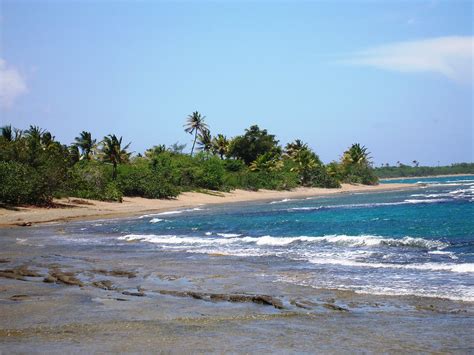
xmin=50 ymin=176 xmax=474 ymax=302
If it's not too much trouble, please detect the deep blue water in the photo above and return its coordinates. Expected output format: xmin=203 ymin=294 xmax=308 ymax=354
xmin=55 ymin=175 xmax=474 ymax=301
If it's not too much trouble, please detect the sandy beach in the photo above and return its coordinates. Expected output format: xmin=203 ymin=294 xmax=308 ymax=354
xmin=0 ymin=183 xmax=415 ymax=228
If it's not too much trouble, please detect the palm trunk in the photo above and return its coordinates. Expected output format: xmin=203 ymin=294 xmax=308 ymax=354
xmin=112 ymin=162 xmax=117 ymax=180
xmin=191 ymin=131 xmax=198 ymax=156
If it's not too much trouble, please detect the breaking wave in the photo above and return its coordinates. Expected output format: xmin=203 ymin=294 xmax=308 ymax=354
xmin=118 ymin=233 xmax=448 ymax=249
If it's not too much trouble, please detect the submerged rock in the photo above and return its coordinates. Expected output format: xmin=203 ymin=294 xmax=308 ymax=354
xmin=0 ymin=265 xmax=42 ymax=281
xmin=122 ymin=291 xmax=145 ymax=297
xmin=290 ymin=299 xmax=316 ymax=310
xmin=44 ymin=268 xmax=83 ymax=287
xmin=9 ymin=294 xmax=30 ymax=301
xmin=323 ymin=303 xmax=349 ymax=312
xmin=158 ymin=289 xmax=284 ymax=309
xmin=92 ymin=280 xmax=115 ymax=290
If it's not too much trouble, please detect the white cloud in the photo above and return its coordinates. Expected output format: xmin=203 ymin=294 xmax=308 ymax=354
xmin=0 ymin=58 xmax=28 ymax=108
xmin=343 ymin=36 xmax=473 ymax=83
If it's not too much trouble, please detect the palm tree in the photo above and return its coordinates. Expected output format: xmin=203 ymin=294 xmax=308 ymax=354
xmin=184 ymin=111 xmax=209 ymax=156
xmin=197 ymin=128 xmax=212 ymax=153
xmin=342 ymin=143 xmax=371 ymax=166
xmin=290 ymin=149 xmax=319 ymax=186
xmin=101 ymin=134 xmax=131 ymax=180
xmin=74 ymin=131 xmax=97 ymax=160
xmin=285 ymin=139 xmax=308 ymax=158
xmin=250 ymin=152 xmax=283 ymax=172
xmin=24 ymin=125 xmax=46 ymax=166
xmin=1 ymin=125 xmax=13 ymax=141
xmin=25 ymin=125 xmax=45 ymax=143
xmin=212 ymin=134 xmax=229 ymax=159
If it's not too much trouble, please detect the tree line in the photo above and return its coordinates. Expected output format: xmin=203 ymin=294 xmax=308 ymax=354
xmin=0 ymin=112 xmax=377 ymax=205
xmin=374 ymin=163 xmax=474 ymax=179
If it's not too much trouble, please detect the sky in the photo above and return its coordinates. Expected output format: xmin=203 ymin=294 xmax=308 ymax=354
xmin=0 ymin=0 xmax=472 ymax=166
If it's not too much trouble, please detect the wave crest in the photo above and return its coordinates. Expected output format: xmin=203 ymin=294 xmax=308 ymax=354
xmin=118 ymin=233 xmax=447 ymax=249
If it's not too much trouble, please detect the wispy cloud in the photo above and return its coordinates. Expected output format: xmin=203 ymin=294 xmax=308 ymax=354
xmin=0 ymin=58 xmax=28 ymax=108
xmin=342 ymin=36 xmax=473 ymax=83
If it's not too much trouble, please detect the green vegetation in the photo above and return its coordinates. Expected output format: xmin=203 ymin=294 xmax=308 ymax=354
xmin=1 ymin=113 xmax=379 ymax=206
xmin=375 ymin=162 xmax=474 ymax=179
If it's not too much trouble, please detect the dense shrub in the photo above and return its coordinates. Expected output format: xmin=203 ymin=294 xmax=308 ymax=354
xmin=68 ymin=162 xmax=122 ymax=201
xmin=0 ymin=161 xmax=42 ymax=204
xmin=118 ymin=162 xmax=179 ymax=199
xmin=195 ymin=156 xmax=225 ymax=190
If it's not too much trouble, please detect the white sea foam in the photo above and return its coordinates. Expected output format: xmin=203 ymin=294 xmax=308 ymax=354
xmin=139 ymin=208 xmax=204 ymax=219
xmin=428 ymin=250 xmax=458 ymax=260
xmin=118 ymin=234 xmax=236 ymax=245
xmin=404 ymin=198 xmax=451 ymax=204
xmin=118 ymin=233 xmax=447 ymax=249
xmin=308 ymin=257 xmax=474 ymax=273
xmin=278 ymin=275 xmax=474 ymax=302
xmin=216 ymin=233 xmax=242 ymax=238
xmin=410 ymin=193 xmax=452 ymax=198
xmin=270 ymin=198 xmax=297 ymax=204
xmin=149 ymin=218 xmax=164 ymax=223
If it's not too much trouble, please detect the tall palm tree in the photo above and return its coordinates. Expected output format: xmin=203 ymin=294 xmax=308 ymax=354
xmin=74 ymin=131 xmax=97 ymax=160
xmin=197 ymin=128 xmax=212 ymax=153
xmin=184 ymin=111 xmax=208 ymax=156
xmin=212 ymin=134 xmax=229 ymax=159
xmin=1 ymin=125 xmax=13 ymax=141
xmin=101 ymin=134 xmax=131 ymax=180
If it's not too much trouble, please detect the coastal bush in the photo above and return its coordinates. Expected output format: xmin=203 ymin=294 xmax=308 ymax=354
xmin=343 ymin=164 xmax=378 ymax=185
xmin=117 ymin=162 xmax=179 ymax=199
xmin=68 ymin=162 xmax=120 ymax=201
xmin=0 ymin=161 xmax=41 ymax=204
xmin=195 ymin=156 xmax=225 ymax=190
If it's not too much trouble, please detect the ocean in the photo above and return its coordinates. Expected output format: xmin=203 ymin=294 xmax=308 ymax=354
xmin=37 ymin=175 xmax=473 ymax=302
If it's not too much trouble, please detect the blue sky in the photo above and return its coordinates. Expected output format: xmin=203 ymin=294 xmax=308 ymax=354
xmin=0 ymin=0 xmax=472 ymax=166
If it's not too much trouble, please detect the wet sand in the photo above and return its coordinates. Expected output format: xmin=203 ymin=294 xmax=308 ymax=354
xmin=0 ymin=222 xmax=473 ymax=353
xmin=0 ymin=183 xmax=415 ymax=228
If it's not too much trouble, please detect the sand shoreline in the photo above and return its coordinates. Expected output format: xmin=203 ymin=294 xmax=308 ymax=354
xmin=0 ymin=183 xmax=417 ymax=228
